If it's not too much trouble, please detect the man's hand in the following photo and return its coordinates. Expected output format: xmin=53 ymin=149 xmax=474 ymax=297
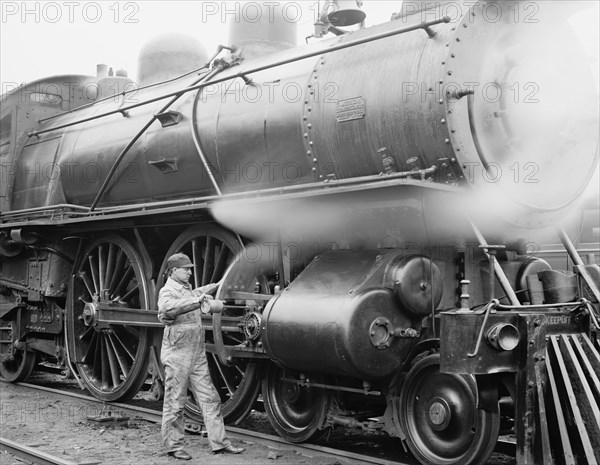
xmin=195 ymin=281 xmax=221 ymax=295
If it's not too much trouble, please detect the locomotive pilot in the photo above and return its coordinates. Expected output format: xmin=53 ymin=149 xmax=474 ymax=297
xmin=158 ymin=253 xmax=244 ymax=460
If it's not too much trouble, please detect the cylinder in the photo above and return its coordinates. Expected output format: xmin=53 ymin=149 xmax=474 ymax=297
xmin=261 ymin=250 xmax=416 ymax=379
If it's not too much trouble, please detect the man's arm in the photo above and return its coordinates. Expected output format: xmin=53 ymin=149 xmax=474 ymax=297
xmin=157 ymin=288 xmax=203 ymax=324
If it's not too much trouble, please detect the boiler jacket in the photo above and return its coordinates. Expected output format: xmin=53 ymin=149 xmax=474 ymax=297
xmin=157 ymin=277 xmax=231 ymax=453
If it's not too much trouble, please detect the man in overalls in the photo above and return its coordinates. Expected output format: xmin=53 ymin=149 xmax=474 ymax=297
xmin=158 ymin=253 xmax=244 ymax=460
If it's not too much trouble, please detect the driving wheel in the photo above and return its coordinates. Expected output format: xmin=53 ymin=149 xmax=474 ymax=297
xmin=67 ymin=234 xmax=152 ymax=401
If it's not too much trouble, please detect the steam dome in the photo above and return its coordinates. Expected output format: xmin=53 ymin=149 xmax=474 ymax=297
xmin=137 ymin=33 xmax=208 ymax=86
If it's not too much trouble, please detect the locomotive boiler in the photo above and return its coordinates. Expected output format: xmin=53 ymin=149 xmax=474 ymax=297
xmin=1 ymin=1 xmax=599 ymax=464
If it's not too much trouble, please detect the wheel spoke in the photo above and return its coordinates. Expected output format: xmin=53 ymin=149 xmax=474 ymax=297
xmin=104 ymin=335 xmax=121 ymax=387
xmin=83 ymin=332 xmax=97 ymax=364
xmin=119 ymin=283 xmax=139 ymax=303
xmin=78 ymin=271 xmax=95 ymax=299
xmin=110 ymin=329 xmax=136 ymax=361
xmin=92 ymin=333 xmax=102 ymax=380
xmin=100 ymin=335 xmax=110 ymax=389
xmin=105 ymin=243 xmax=116 ymax=291
xmin=78 ymin=326 xmax=94 ymax=341
xmin=120 ymin=325 xmax=140 ymax=339
xmin=88 ymin=255 xmax=99 ymax=295
xmin=108 ymin=249 xmax=126 ymax=294
xmin=210 ymin=353 xmax=235 ymax=396
xmin=202 ymin=237 xmax=215 ymax=285
xmin=211 ymin=245 xmax=230 ymax=283
xmin=98 ymin=245 xmax=106 ymax=293
xmin=113 ymin=265 xmax=134 ymax=299
xmin=107 ymin=333 xmax=131 ymax=378
xmin=192 ymin=239 xmax=203 ymax=288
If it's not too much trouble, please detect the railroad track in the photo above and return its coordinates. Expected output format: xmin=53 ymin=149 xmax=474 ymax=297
xmin=0 ymin=436 xmax=100 ymax=465
xmin=0 ymin=380 xmax=410 ymax=465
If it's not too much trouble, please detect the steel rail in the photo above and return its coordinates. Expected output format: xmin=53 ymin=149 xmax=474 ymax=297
xmin=2 ymin=381 xmax=408 ymax=465
xmin=0 ymin=436 xmax=98 ymax=465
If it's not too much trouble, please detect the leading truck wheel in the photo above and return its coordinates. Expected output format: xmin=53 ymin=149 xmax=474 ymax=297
xmin=398 ymin=354 xmax=500 ymax=465
xmin=262 ymin=363 xmax=331 ymax=443
xmin=67 ymin=235 xmax=152 ymax=401
xmin=0 ymin=339 xmax=36 ymax=382
xmin=156 ymin=225 xmax=261 ymax=425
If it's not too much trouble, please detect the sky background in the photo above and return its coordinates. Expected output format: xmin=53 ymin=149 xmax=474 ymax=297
xmin=1 ymin=1 xmax=598 ymax=87
xmin=1 ymin=1 xmax=404 ymax=86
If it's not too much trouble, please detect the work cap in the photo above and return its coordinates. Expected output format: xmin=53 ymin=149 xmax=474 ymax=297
xmin=167 ymin=253 xmax=193 ymax=270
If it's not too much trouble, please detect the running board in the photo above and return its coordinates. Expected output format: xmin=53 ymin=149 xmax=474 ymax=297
xmin=541 ymin=333 xmax=600 ymax=464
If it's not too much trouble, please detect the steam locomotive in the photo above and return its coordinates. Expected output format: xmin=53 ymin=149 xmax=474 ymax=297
xmin=1 ymin=1 xmax=599 ymax=464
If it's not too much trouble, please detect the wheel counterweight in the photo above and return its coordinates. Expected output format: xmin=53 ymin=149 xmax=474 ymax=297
xmin=397 ymin=354 xmax=500 ymax=465
xmin=67 ymin=235 xmax=152 ymax=401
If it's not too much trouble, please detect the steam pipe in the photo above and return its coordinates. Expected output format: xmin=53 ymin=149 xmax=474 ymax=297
xmin=557 ymin=228 xmax=585 ymax=267
xmin=469 ymin=219 xmax=521 ymax=306
xmin=37 ymin=45 xmax=233 ymax=125
xmin=28 ymin=17 xmax=451 ymax=138
xmin=558 ymin=229 xmax=600 ymax=303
